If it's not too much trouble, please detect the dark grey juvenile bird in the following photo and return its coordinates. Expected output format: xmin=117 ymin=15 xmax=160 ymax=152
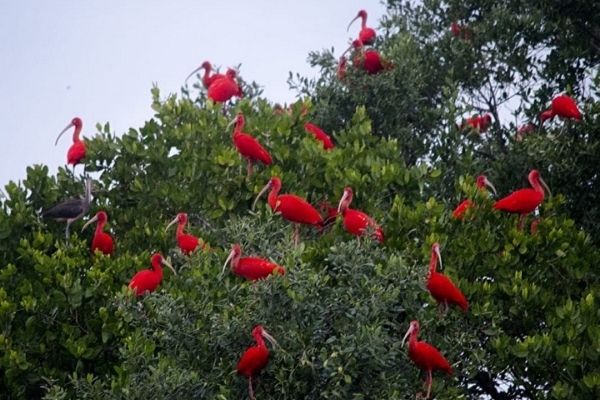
xmin=41 ymin=178 xmax=93 ymax=240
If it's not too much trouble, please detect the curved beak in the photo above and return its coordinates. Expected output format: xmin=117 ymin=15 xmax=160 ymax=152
xmin=165 ymin=216 xmax=179 ymax=233
xmin=540 ymin=177 xmax=551 ymax=197
xmin=401 ymin=325 xmax=414 ymax=347
xmin=484 ymin=178 xmax=497 ymax=196
xmin=434 ymin=245 xmax=443 ymax=270
xmin=185 ymin=66 xmax=203 ymax=83
xmin=81 ymin=214 xmax=99 ymax=233
xmin=55 ymin=122 xmax=74 ymax=146
xmin=347 ymin=15 xmax=360 ymax=31
xmin=262 ymin=329 xmax=279 ymax=349
xmin=226 ymin=117 xmax=237 ymax=130
xmin=221 ymin=248 xmax=235 ymax=276
xmin=162 ymin=257 xmax=177 ymax=276
xmin=337 ymin=190 xmax=350 ymax=213
xmin=252 ymin=181 xmax=271 ymax=211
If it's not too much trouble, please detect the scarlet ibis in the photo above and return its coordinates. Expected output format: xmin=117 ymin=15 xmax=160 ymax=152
xmin=494 ymin=169 xmax=550 ymax=229
xmin=252 ymin=176 xmax=323 ymax=245
xmin=452 ymin=175 xmax=496 ymax=220
xmin=237 ymin=325 xmax=278 ymax=400
xmin=462 ymin=114 xmax=492 ymax=133
xmin=128 ymin=253 xmax=177 ymax=297
xmin=551 ymin=94 xmax=582 ymax=120
xmin=185 ymin=60 xmax=224 ymax=88
xmin=165 ymin=212 xmax=205 ymax=255
xmin=402 ymin=320 xmax=452 ymax=399
xmin=222 ymin=244 xmax=285 ymax=280
xmin=337 ymin=186 xmax=384 ymax=243
xmin=208 ymin=68 xmax=242 ymax=103
xmin=41 ymin=178 xmax=92 ymax=240
xmin=345 ymin=39 xmax=392 ymax=75
xmin=450 ymin=21 xmax=461 ymax=37
xmin=228 ymin=113 xmax=273 ymax=176
xmin=55 ymin=117 xmax=86 ymax=172
xmin=539 ymin=109 xmax=555 ymax=124
xmin=81 ymin=210 xmax=114 ymax=255
xmin=426 ymin=243 xmax=468 ymax=313
xmin=347 ymin=9 xmax=376 ymax=45
xmin=304 ymin=122 xmax=335 ymax=150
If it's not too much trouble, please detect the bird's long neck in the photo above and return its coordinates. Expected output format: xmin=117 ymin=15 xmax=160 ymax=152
xmin=95 ymin=220 xmax=106 ymax=236
xmin=83 ymin=182 xmax=92 ymax=210
xmin=253 ymin=332 xmax=266 ymax=349
xmin=73 ymin=124 xmax=82 ymax=142
xmin=408 ymin=330 xmax=418 ymax=349
xmin=530 ymin=176 xmax=545 ymax=196
xmin=361 ymin=15 xmax=367 ymax=29
xmin=428 ymin=250 xmax=438 ymax=277
xmin=203 ymin=66 xmax=212 ymax=81
xmin=267 ymin=185 xmax=280 ymax=210
xmin=176 ymin=221 xmax=186 ymax=237
xmin=151 ymin=259 xmax=163 ymax=278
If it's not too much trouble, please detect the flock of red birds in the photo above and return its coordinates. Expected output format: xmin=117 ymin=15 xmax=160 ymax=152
xmin=45 ymin=10 xmax=585 ymax=400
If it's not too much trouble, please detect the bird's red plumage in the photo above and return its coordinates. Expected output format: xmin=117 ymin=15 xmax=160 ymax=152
xmin=177 ymin=233 xmax=200 ymax=255
xmin=551 ymin=94 xmax=582 ymax=120
xmin=359 ymin=27 xmax=376 ymax=45
xmin=67 ymin=141 xmax=86 ymax=165
xmin=342 ymin=208 xmax=384 ymax=243
xmin=233 ymin=133 xmax=272 ymax=165
xmin=409 ymin=340 xmax=453 ymax=375
xmin=92 ymin=231 xmax=114 ymax=255
xmin=427 ymin=272 xmax=468 ymax=312
xmin=237 ymin=345 xmax=270 ymax=377
xmin=363 ymin=50 xmax=385 ymax=74
xmin=129 ymin=269 xmax=162 ymax=296
xmin=234 ymin=257 xmax=285 ymax=281
xmin=452 ymin=199 xmax=473 ymax=220
xmin=207 ymin=76 xmax=241 ymax=102
xmin=494 ymin=188 xmax=543 ymax=214
xmin=304 ymin=123 xmax=335 ymax=150
xmin=270 ymin=194 xmax=323 ymax=226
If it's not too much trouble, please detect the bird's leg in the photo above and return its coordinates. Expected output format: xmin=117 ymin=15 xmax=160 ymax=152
xmin=293 ymin=224 xmax=300 ymax=247
xmin=517 ymin=215 xmax=525 ymax=231
xmin=65 ymin=219 xmax=73 ymax=244
xmin=246 ymin=159 xmax=254 ymax=178
xmin=425 ymin=369 xmax=433 ymax=399
xmin=248 ymin=376 xmax=256 ymax=400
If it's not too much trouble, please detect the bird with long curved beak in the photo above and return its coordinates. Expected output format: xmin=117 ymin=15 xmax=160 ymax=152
xmin=185 ymin=60 xmax=224 ymax=88
xmin=128 ymin=253 xmax=177 ymax=297
xmin=237 ymin=325 xmax=279 ymax=400
xmin=402 ymin=320 xmax=452 ymax=399
xmin=165 ymin=212 xmax=204 ymax=255
xmin=55 ymin=117 xmax=86 ymax=175
xmin=426 ymin=243 xmax=468 ymax=314
xmin=228 ymin=113 xmax=272 ymax=177
xmin=337 ymin=186 xmax=384 ymax=243
xmin=221 ymin=244 xmax=285 ymax=281
xmin=81 ymin=210 xmax=114 ymax=255
xmin=347 ymin=9 xmax=376 ymax=45
xmin=452 ymin=175 xmax=497 ymax=220
xmin=41 ymin=177 xmax=93 ymax=240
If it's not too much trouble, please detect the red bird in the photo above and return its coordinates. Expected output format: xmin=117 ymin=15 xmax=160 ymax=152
xmin=347 ymin=9 xmax=376 ymax=45
xmin=237 ymin=325 xmax=278 ymax=400
xmin=55 ymin=117 xmax=86 ymax=172
xmin=346 ymin=39 xmax=392 ymax=75
xmin=208 ymin=68 xmax=242 ymax=103
xmin=128 ymin=253 xmax=177 ymax=297
xmin=165 ymin=212 xmax=205 ymax=255
xmin=494 ymin=169 xmax=550 ymax=229
xmin=450 ymin=21 xmax=462 ymax=37
xmin=402 ymin=320 xmax=453 ymax=399
xmin=540 ymin=94 xmax=583 ymax=124
xmin=462 ymin=114 xmax=492 ymax=133
xmin=304 ymin=122 xmax=335 ymax=150
xmin=452 ymin=175 xmax=496 ymax=220
xmin=337 ymin=186 xmax=384 ymax=243
xmin=253 ymin=176 xmax=323 ymax=245
xmin=426 ymin=243 xmax=468 ymax=313
xmin=539 ymin=109 xmax=555 ymax=124
xmin=185 ymin=60 xmax=224 ymax=88
xmin=222 ymin=244 xmax=285 ymax=281
xmin=81 ymin=210 xmax=114 ymax=255
xmin=228 ymin=112 xmax=273 ymax=176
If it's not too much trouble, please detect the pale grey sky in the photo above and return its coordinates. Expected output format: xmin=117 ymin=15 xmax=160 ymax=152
xmin=0 ymin=1 xmax=386 ymax=187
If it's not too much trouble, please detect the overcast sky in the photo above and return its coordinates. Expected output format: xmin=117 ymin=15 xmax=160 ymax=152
xmin=0 ymin=1 xmax=386 ymax=187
